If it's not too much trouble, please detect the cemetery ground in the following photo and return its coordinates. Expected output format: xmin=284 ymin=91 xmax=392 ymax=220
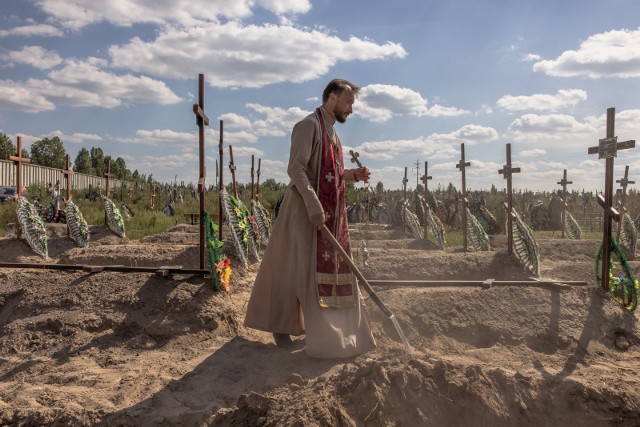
xmin=0 ymin=222 xmax=639 ymax=426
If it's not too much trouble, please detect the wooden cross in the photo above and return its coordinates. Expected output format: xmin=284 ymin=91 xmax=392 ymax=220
xmin=228 ymin=145 xmax=238 ymax=199
xmin=616 ymin=165 xmax=635 ymax=241
xmin=218 ymin=120 xmax=224 ymax=241
xmin=256 ymin=158 xmax=261 ymax=201
xmin=250 ymin=154 xmax=255 ymax=203
xmin=499 ymin=143 xmax=521 ymax=254
xmin=557 ymin=169 xmax=572 ymax=238
xmin=62 ymin=154 xmax=74 ymax=203
xmin=456 ymin=143 xmax=471 ymax=251
xmin=10 ymin=136 xmax=30 ymax=238
xmin=420 ymin=161 xmax=432 ymax=192
xmin=402 ymin=167 xmax=409 ymax=201
xmin=587 ymin=107 xmax=636 ymax=291
xmin=192 ymin=74 xmax=209 ymax=269
xmin=349 ymin=149 xmax=362 ymax=167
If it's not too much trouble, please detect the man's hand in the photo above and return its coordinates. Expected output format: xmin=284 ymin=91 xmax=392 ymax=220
xmin=354 ymin=167 xmax=371 ymax=183
xmin=309 ymin=212 xmax=326 ymax=229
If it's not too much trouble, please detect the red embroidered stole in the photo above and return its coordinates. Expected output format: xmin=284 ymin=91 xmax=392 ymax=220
xmin=315 ymin=108 xmax=355 ymax=308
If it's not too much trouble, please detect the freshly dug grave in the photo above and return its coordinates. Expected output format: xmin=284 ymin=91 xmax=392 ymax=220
xmin=0 ymin=223 xmax=638 ymax=426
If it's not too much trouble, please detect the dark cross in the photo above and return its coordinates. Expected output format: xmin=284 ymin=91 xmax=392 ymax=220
xmin=9 ymin=136 xmax=30 ymax=238
xmin=250 ymin=154 xmax=255 ymax=203
xmin=218 ymin=120 xmax=224 ymax=240
xmin=192 ymin=73 xmax=209 ymax=270
xmin=420 ymin=161 xmax=432 ymax=192
xmin=349 ymin=149 xmax=362 ymax=167
xmin=402 ymin=166 xmax=409 ymax=228
xmin=456 ymin=143 xmax=471 ymax=251
xmin=587 ymin=107 xmax=636 ymax=291
xmin=103 ymin=159 xmax=111 ymax=226
xmin=256 ymin=158 xmax=261 ymax=201
xmin=557 ymin=169 xmax=572 ymax=238
xmin=616 ymin=165 xmax=635 ymax=241
xmin=228 ymin=145 xmax=238 ymax=199
xmin=498 ymin=143 xmax=521 ymax=254
xmin=62 ymin=154 xmax=74 ymax=203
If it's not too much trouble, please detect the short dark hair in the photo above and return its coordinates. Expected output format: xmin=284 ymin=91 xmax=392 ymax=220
xmin=322 ymin=79 xmax=360 ymax=103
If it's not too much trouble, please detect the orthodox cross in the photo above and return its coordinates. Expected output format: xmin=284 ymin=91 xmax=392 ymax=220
xmin=616 ymin=165 xmax=635 ymax=241
xmin=557 ymin=170 xmax=572 ymax=238
xmin=420 ymin=161 xmax=432 ymax=192
xmin=218 ymin=120 xmax=224 ymax=240
xmin=192 ymin=74 xmax=209 ymax=269
xmin=62 ymin=154 xmax=74 ymax=203
xmin=10 ymin=136 xmax=30 ymax=238
xmin=587 ymin=107 xmax=636 ymax=291
xmin=498 ymin=143 xmax=521 ymax=254
xmin=228 ymin=145 xmax=238 ymax=199
xmin=349 ymin=149 xmax=362 ymax=167
xmin=456 ymin=143 xmax=471 ymax=251
xmin=250 ymin=154 xmax=255 ymax=203
xmin=103 ymin=159 xmax=111 ymax=226
xmin=256 ymin=158 xmax=261 ymax=201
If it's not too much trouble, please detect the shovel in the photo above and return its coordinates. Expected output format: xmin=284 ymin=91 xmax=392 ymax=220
xmin=321 ymin=224 xmax=413 ymax=354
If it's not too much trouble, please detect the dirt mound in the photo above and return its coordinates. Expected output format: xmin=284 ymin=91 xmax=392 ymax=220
xmin=0 ymin=223 xmax=639 ymax=426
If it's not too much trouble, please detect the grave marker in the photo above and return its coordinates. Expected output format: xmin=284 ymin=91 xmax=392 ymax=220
xmin=557 ymin=169 xmax=572 ymax=238
xmin=9 ymin=136 xmax=30 ymax=238
xmin=456 ymin=143 xmax=471 ymax=251
xmin=192 ymin=73 xmax=209 ymax=270
xmin=587 ymin=107 xmax=636 ymax=291
xmin=498 ymin=143 xmax=521 ymax=254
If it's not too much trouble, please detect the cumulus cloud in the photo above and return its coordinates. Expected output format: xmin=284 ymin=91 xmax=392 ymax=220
xmin=497 ymin=89 xmax=587 ymax=112
xmin=533 ymin=27 xmax=640 ymax=78
xmin=507 ymin=113 xmax=596 ymax=144
xmin=356 ymin=84 xmax=469 ymax=122
xmin=108 ymin=23 xmax=406 ymax=88
xmin=0 ymin=24 xmax=64 ymax=37
xmin=48 ymin=130 xmax=103 ymax=144
xmin=521 ymin=53 xmax=541 ymax=62
xmin=35 ymin=0 xmax=312 ymax=30
xmin=3 ymin=46 xmax=63 ymax=69
xmin=245 ymin=103 xmax=310 ymax=137
xmin=519 ymin=149 xmax=547 ymax=158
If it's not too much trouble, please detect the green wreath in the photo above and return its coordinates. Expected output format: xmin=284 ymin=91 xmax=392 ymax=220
xmin=595 ymin=236 xmax=638 ymax=311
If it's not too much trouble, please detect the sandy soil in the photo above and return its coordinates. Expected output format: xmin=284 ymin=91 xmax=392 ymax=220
xmin=0 ymin=222 xmax=639 ymax=426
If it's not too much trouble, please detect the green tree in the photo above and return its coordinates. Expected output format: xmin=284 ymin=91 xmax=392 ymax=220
xmin=132 ymin=170 xmax=140 ymax=181
xmin=0 ymin=133 xmax=16 ymax=160
xmin=90 ymin=147 xmax=105 ymax=177
xmin=30 ymin=136 xmax=66 ymax=168
xmin=74 ymin=147 xmax=93 ymax=174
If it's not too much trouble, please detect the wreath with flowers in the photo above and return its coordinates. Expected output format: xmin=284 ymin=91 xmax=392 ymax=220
xmin=220 ymin=189 xmax=260 ymax=268
xmin=66 ymin=200 xmax=90 ymax=247
xmin=104 ymin=196 xmax=126 ymax=238
xmin=252 ymin=199 xmax=272 ymax=246
xmin=203 ymin=211 xmax=232 ymax=293
xmin=16 ymin=196 xmax=49 ymax=259
xmin=595 ymin=236 xmax=638 ymax=311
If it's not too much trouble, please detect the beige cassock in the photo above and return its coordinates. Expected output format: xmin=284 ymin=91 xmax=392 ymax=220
xmin=244 ymin=108 xmax=376 ymax=358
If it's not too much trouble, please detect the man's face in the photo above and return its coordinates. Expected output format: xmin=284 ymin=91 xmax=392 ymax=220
xmin=332 ymin=91 xmax=355 ymax=123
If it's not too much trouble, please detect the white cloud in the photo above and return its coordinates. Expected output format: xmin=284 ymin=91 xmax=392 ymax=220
xmin=108 ymin=23 xmax=406 ymax=88
xmin=507 ymin=113 xmax=596 ymax=144
xmin=356 ymin=84 xmax=469 ymax=122
xmin=0 ymin=24 xmax=64 ymax=37
xmin=497 ymin=89 xmax=587 ymax=112
xmin=3 ymin=46 xmax=63 ymax=69
xmin=36 ymin=0 xmax=312 ymax=30
xmin=0 ymin=79 xmax=56 ymax=112
xmin=218 ymin=113 xmax=252 ymax=130
xmin=245 ymin=103 xmax=310 ymax=137
xmin=519 ymin=149 xmax=547 ymax=158
xmin=521 ymin=53 xmax=541 ymax=62
xmin=48 ymin=130 xmax=103 ymax=144
xmin=533 ymin=27 xmax=640 ymax=78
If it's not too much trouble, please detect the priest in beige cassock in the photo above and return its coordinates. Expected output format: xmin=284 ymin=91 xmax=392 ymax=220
xmin=244 ymin=79 xmax=376 ymax=358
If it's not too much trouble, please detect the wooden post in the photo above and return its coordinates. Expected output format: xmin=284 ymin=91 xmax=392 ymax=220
xmin=192 ymin=73 xmax=209 ymax=270
xmin=615 ymin=165 xmax=635 ymax=241
xmin=420 ymin=161 xmax=433 ymax=236
xmin=250 ymin=154 xmax=255 ymax=203
xmin=498 ymin=143 xmax=521 ymax=254
xmin=256 ymin=158 xmax=261 ymax=201
xmin=456 ymin=143 xmax=471 ymax=251
xmin=402 ymin=167 xmax=408 ymax=228
xmin=103 ymin=159 xmax=111 ymax=226
xmin=228 ymin=145 xmax=238 ymax=199
xmin=587 ymin=107 xmax=636 ymax=291
xmin=218 ymin=120 xmax=224 ymax=241
xmin=557 ymin=170 xmax=572 ymax=238
xmin=9 ymin=136 xmax=30 ymax=238
xmin=62 ymin=154 xmax=74 ymax=203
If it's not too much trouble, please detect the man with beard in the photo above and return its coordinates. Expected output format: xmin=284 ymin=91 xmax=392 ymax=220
xmin=244 ymin=79 xmax=376 ymax=358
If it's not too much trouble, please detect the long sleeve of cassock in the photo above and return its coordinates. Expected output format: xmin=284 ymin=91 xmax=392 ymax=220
xmin=288 ymin=118 xmax=324 ymax=219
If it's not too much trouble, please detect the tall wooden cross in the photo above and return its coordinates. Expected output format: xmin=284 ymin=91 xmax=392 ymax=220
xmin=218 ymin=120 xmax=224 ymax=241
xmin=557 ymin=169 xmax=572 ymax=238
xmin=587 ymin=107 xmax=636 ymax=291
xmin=62 ymin=154 xmax=74 ymax=203
xmin=103 ymin=159 xmax=111 ymax=226
xmin=256 ymin=158 xmax=261 ymax=201
xmin=192 ymin=73 xmax=209 ymax=270
xmin=10 ymin=136 xmax=30 ymax=238
xmin=456 ymin=143 xmax=471 ymax=251
xmin=616 ymin=165 xmax=635 ymax=241
xmin=498 ymin=143 xmax=521 ymax=254
xmin=402 ymin=166 xmax=409 ymax=228
xmin=420 ymin=161 xmax=432 ymax=192
xmin=250 ymin=154 xmax=255 ymax=203
xmin=228 ymin=145 xmax=238 ymax=199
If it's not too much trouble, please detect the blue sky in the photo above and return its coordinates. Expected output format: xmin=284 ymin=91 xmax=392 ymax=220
xmin=1 ymin=0 xmax=639 ymax=193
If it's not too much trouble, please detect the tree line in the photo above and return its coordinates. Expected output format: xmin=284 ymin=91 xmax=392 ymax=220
xmin=0 ymin=132 xmax=154 ymax=184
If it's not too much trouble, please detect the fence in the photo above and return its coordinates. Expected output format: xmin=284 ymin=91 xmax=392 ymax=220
xmin=0 ymin=159 xmax=130 ymax=192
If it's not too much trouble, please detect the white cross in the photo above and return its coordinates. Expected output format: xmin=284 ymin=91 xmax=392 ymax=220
xmin=322 ymin=251 xmax=331 ymax=261
xmin=325 ymin=211 xmax=331 ymax=220
xmin=326 ymin=172 xmax=335 ymax=182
